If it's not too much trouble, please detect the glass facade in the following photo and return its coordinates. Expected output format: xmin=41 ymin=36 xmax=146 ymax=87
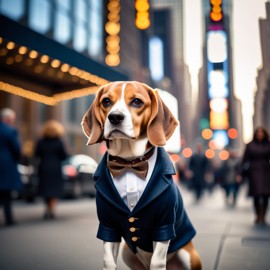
xmin=54 ymin=0 xmax=72 ymax=44
xmin=0 ymin=0 xmax=104 ymax=60
xmin=88 ymin=0 xmax=103 ymax=58
xmin=0 ymin=0 xmax=25 ymax=20
xmin=74 ymin=0 xmax=87 ymax=52
xmin=29 ymin=0 xmax=52 ymax=34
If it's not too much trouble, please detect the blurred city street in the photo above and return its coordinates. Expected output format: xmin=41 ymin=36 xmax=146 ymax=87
xmin=1 ymin=184 xmax=270 ymax=270
xmin=1 ymin=2 xmax=270 ymax=270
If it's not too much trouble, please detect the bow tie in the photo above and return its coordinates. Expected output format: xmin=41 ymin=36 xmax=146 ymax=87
xmin=107 ymin=147 xmax=155 ymax=179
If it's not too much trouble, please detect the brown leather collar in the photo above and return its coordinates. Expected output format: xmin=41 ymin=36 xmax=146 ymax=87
xmin=108 ymin=147 xmax=155 ymax=165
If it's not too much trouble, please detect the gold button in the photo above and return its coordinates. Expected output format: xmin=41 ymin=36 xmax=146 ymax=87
xmin=129 ymin=227 xmax=136 ymax=232
xmin=129 ymin=217 xmax=135 ymax=223
xmin=131 ymin=237 xmax=138 ymax=242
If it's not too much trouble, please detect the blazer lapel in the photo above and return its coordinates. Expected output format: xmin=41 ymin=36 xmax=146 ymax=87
xmin=132 ymin=147 xmax=176 ymax=214
xmin=94 ymin=153 xmax=130 ymax=214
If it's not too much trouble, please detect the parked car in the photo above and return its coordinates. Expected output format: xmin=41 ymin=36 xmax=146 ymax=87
xmin=62 ymin=154 xmax=98 ymax=198
xmin=17 ymin=163 xmax=39 ymax=202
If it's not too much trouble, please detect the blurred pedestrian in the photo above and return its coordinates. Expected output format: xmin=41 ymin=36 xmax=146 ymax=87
xmin=186 ymin=141 xmax=211 ymax=202
xmin=220 ymin=149 xmax=241 ymax=208
xmin=238 ymin=127 xmax=270 ymax=225
xmin=175 ymin=157 xmax=189 ymax=186
xmin=34 ymin=120 xmax=68 ymax=220
xmin=0 ymin=108 xmax=22 ymax=226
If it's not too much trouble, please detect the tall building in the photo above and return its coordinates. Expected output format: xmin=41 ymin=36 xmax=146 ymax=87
xmin=199 ymin=0 xmax=243 ymax=153
xmin=150 ymin=0 xmax=195 ymax=147
xmin=255 ymin=1 xmax=270 ymax=131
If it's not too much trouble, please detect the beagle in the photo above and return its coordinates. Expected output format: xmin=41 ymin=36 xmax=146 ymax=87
xmin=82 ymin=81 xmax=202 ymax=270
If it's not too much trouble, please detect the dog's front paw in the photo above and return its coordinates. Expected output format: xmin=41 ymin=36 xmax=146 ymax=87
xmin=103 ymin=257 xmax=117 ymax=270
xmin=150 ymin=256 xmax=166 ymax=270
xmin=103 ymin=262 xmax=117 ymax=270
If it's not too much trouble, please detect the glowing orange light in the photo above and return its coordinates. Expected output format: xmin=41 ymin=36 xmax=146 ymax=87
xmin=105 ymin=22 xmax=120 ymax=35
xmin=6 ymin=42 xmax=15 ymax=50
xmin=228 ymin=128 xmax=238 ymax=139
xmin=135 ymin=0 xmax=150 ymax=30
xmin=219 ymin=150 xmax=229 ymax=160
xmin=135 ymin=17 xmax=150 ymax=30
xmin=182 ymin=148 xmax=193 ymax=158
xmin=105 ymin=54 xmax=120 ymax=66
xmin=61 ymin=63 xmax=70 ymax=72
xmin=135 ymin=0 xmax=149 ymax=12
xmin=108 ymin=13 xmax=120 ymax=22
xmin=51 ymin=59 xmax=61 ymax=68
xmin=212 ymin=6 xmax=222 ymax=13
xmin=210 ymin=0 xmax=222 ymax=5
xmin=210 ymin=111 xmax=229 ymax=130
xmin=205 ymin=149 xmax=215 ymax=159
xmin=108 ymin=1 xmax=120 ymax=12
xmin=210 ymin=0 xmax=223 ymax=22
xmin=40 ymin=55 xmax=49 ymax=64
xmin=202 ymin=128 xmax=213 ymax=140
xmin=18 ymin=46 xmax=27 ymax=55
xmin=170 ymin=154 xmax=180 ymax=163
xmin=106 ymin=0 xmax=121 ymax=67
xmin=210 ymin=12 xmax=223 ymax=22
xmin=29 ymin=50 xmax=38 ymax=59
xmin=106 ymin=45 xmax=120 ymax=54
xmin=209 ymin=139 xmax=217 ymax=150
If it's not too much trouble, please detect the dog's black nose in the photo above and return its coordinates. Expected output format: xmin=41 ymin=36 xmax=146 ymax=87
xmin=108 ymin=111 xmax=125 ymax=125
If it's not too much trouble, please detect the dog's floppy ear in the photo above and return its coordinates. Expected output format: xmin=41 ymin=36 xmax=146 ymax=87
xmin=81 ymin=87 xmax=104 ymax=145
xmin=147 ymin=89 xmax=178 ymax=146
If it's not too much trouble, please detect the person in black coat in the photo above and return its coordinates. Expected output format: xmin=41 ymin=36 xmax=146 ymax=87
xmin=238 ymin=127 xmax=270 ymax=225
xmin=34 ymin=120 xmax=68 ymax=219
xmin=186 ymin=141 xmax=211 ymax=202
xmin=220 ymin=149 xmax=241 ymax=207
xmin=0 ymin=108 xmax=22 ymax=226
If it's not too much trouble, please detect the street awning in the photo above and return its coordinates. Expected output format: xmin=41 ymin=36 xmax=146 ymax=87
xmin=0 ymin=15 xmax=129 ymax=105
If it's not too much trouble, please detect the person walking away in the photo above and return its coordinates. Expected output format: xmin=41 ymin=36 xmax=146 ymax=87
xmin=34 ymin=120 xmax=68 ymax=220
xmin=238 ymin=127 xmax=270 ymax=225
xmin=0 ymin=108 xmax=22 ymax=226
xmin=186 ymin=141 xmax=211 ymax=202
xmin=220 ymin=149 xmax=241 ymax=207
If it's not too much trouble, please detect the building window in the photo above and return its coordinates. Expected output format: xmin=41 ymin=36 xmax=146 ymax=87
xmin=149 ymin=36 xmax=164 ymax=81
xmin=29 ymin=0 xmax=51 ymax=34
xmin=38 ymin=103 xmax=47 ymax=123
xmin=73 ymin=0 xmax=87 ymax=53
xmin=67 ymin=99 xmax=77 ymax=123
xmin=88 ymin=0 xmax=103 ymax=58
xmin=0 ymin=0 xmax=25 ymax=20
xmin=54 ymin=0 xmax=71 ymax=44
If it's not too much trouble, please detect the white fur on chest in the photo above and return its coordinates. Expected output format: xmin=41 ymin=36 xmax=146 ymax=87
xmin=110 ymin=147 xmax=157 ymax=211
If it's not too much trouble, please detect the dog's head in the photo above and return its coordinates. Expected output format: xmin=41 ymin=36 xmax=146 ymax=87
xmin=82 ymin=81 xmax=178 ymax=157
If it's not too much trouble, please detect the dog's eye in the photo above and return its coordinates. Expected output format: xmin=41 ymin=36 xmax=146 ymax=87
xmin=130 ymin=98 xmax=144 ymax=108
xmin=101 ymin=98 xmax=112 ymax=108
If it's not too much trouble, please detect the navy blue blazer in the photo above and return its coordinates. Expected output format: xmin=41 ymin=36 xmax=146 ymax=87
xmin=94 ymin=147 xmax=196 ymax=254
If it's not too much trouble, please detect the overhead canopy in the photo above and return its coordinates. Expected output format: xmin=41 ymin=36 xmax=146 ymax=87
xmin=0 ymin=15 xmax=129 ymax=105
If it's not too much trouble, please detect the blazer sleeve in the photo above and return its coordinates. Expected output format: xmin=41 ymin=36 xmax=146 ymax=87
xmin=95 ymin=192 xmax=122 ymax=242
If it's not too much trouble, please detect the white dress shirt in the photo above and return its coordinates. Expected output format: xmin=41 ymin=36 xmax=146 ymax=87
xmin=111 ymin=147 xmax=157 ymax=211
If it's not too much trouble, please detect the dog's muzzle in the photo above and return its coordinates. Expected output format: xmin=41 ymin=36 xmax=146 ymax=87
xmin=108 ymin=111 xmax=125 ymax=125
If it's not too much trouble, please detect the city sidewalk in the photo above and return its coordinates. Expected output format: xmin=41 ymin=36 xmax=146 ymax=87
xmin=0 ymin=184 xmax=269 ymax=270
xmin=180 ymin=184 xmax=270 ymax=270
